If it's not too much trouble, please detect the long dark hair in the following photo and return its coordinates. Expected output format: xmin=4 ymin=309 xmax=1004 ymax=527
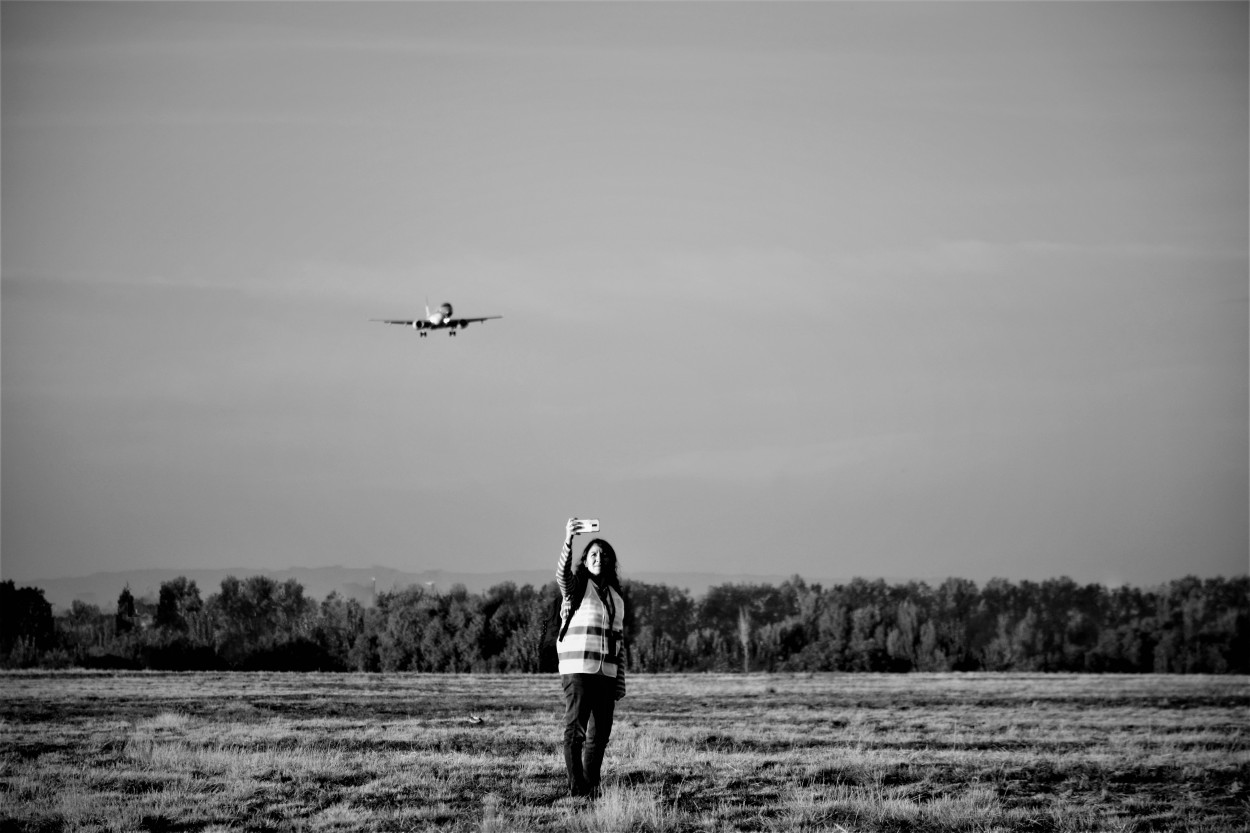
xmin=573 ymin=538 xmax=621 ymax=594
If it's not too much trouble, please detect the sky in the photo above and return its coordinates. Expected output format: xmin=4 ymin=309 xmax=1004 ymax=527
xmin=3 ymin=1 xmax=1247 ymax=589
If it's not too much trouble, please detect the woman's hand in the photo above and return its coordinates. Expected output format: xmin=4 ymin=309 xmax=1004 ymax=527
xmin=565 ymin=517 xmax=581 ymax=542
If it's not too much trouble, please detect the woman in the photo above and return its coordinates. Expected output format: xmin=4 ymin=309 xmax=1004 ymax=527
xmin=555 ymin=518 xmax=626 ymax=799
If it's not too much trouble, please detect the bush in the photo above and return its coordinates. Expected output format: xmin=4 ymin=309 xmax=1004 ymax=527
xmin=239 ymin=638 xmax=342 ymax=672
xmin=142 ymin=638 xmax=223 ymax=671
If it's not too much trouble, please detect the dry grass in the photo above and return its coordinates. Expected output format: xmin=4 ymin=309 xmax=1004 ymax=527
xmin=1 ymin=671 xmax=1246 ymax=831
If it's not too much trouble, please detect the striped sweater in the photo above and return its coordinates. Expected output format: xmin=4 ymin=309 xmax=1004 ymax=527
xmin=556 ymin=539 xmax=626 ymax=699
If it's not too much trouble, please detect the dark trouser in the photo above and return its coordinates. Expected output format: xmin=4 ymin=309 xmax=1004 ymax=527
xmin=561 ymin=673 xmax=616 ymax=797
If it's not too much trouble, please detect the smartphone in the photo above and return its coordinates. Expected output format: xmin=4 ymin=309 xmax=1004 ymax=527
xmin=578 ymin=519 xmax=600 ymax=533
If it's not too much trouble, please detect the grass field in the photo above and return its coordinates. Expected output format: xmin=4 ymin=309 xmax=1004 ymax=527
xmin=1 ymin=671 xmax=1246 ymax=832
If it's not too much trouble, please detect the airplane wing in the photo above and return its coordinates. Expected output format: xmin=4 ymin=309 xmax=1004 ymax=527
xmin=448 ymin=316 xmax=502 ymax=328
xmin=371 ymin=318 xmax=430 ymax=329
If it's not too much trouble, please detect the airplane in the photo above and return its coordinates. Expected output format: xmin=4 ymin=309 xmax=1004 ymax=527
xmin=372 ymin=302 xmax=501 ymax=337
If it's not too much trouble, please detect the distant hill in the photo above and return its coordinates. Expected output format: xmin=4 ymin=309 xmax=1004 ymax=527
xmin=20 ymin=565 xmax=838 ymax=612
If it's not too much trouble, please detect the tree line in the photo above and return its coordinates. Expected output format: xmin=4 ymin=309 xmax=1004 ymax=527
xmin=2 ymin=574 xmax=1246 ymax=674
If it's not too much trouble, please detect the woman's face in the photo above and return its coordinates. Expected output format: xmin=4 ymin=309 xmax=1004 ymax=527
xmin=585 ymin=545 xmax=604 ymax=577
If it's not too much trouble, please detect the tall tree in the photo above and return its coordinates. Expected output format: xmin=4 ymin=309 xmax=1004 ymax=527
xmin=1 ymin=581 xmax=56 ymax=663
xmin=155 ymin=577 xmax=202 ymax=634
xmin=114 ymin=585 xmax=138 ymax=635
